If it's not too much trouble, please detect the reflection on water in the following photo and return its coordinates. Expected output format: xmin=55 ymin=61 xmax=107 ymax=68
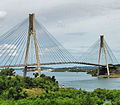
xmin=15 ymin=71 xmax=120 ymax=91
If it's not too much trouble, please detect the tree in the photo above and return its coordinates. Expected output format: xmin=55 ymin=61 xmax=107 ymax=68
xmin=33 ymin=73 xmax=39 ymax=78
xmin=0 ymin=68 xmax=15 ymax=76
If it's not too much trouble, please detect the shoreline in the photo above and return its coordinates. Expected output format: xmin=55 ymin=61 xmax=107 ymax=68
xmin=94 ymin=74 xmax=120 ymax=78
xmin=34 ymin=69 xmax=53 ymax=72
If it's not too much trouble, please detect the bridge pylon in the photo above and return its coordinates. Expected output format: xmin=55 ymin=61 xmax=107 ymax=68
xmin=23 ymin=13 xmax=41 ymax=77
xmin=97 ymin=35 xmax=110 ymax=76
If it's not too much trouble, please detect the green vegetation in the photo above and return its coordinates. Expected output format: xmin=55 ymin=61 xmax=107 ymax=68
xmin=0 ymin=68 xmax=58 ymax=101
xmin=87 ymin=69 xmax=98 ymax=76
xmin=87 ymin=65 xmax=120 ymax=76
xmin=0 ymin=68 xmax=120 ymax=104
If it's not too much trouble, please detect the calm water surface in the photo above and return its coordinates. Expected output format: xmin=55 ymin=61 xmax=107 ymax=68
xmin=16 ymin=71 xmax=120 ymax=91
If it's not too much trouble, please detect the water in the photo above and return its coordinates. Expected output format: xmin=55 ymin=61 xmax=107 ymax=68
xmin=16 ymin=71 xmax=120 ymax=91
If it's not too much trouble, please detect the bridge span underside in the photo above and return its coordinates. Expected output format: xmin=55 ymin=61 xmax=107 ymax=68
xmin=0 ymin=62 xmax=104 ymax=68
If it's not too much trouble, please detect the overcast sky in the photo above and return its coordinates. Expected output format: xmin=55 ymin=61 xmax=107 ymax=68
xmin=0 ymin=0 xmax=120 ymax=61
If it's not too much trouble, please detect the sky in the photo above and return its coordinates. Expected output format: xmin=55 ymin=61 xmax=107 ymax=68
xmin=0 ymin=0 xmax=120 ymax=62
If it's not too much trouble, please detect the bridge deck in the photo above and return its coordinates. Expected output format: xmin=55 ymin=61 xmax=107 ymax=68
xmin=0 ymin=62 xmax=105 ymax=68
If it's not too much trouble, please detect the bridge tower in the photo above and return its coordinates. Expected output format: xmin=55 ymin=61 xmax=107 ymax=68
xmin=23 ymin=13 xmax=41 ymax=77
xmin=97 ymin=35 xmax=110 ymax=76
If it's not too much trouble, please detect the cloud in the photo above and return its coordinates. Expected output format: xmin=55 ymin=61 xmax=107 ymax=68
xmin=65 ymin=32 xmax=87 ymax=36
xmin=0 ymin=11 xmax=7 ymax=19
xmin=57 ymin=20 xmax=65 ymax=28
xmin=0 ymin=44 xmax=17 ymax=57
xmin=0 ymin=0 xmax=120 ymax=62
xmin=9 ymin=51 xmax=17 ymax=56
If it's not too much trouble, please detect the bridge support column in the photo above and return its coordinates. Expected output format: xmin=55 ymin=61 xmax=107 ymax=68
xmin=24 ymin=13 xmax=41 ymax=77
xmin=98 ymin=35 xmax=110 ymax=76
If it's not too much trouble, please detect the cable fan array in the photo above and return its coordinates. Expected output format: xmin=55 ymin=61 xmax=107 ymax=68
xmin=0 ymin=16 xmax=118 ymax=69
xmin=80 ymin=38 xmax=118 ymax=65
xmin=0 ymin=18 xmax=76 ymax=67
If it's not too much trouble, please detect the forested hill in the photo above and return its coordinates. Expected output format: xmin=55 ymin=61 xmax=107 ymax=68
xmin=53 ymin=67 xmax=97 ymax=72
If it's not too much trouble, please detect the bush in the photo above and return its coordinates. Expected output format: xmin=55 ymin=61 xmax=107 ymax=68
xmin=33 ymin=73 xmax=39 ymax=78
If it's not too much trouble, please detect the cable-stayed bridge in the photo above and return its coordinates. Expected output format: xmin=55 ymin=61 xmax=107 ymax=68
xmin=0 ymin=14 xmax=118 ymax=76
